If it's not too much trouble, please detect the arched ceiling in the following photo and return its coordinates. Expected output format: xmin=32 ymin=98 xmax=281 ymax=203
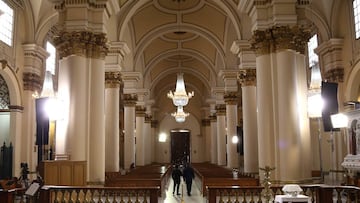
xmin=117 ymin=0 xmax=242 ymax=120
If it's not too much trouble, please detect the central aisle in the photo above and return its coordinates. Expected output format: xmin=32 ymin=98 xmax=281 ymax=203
xmin=159 ymin=178 xmax=206 ymax=203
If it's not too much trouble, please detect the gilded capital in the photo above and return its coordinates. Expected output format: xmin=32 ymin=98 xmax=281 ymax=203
xmin=238 ymin=69 xmax=256 ymax=86
xmin=223 ymin=92 xmax=238 ymax=105
xmin=23 ymin=72 xmax=42 ymax=92
xmin=251 ymin=25 xmax=311 ymax=55
xmin=123 ymin=94 xmax=138 ymax=106
xmin=105 ymin=71 xmax=121 ymax=88
xmin=215 ymin=104 xmax=226 ymax=115
xmin=324 ymin=68 xmax=344 ymax=83
xmin=54 ymin=31 xmax=108 ymax=59
xmin=135 ymin=106 xmax=146 ymax=117
xmin=209 ymin=115 xmax=217 ymax=122
xmin=145 ymin=114 xmax=152 ymax=123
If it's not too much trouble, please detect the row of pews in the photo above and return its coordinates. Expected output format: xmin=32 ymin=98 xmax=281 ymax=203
xmin=191 ymin=163 xmax=260 ymax=196
xmin=104 ymin=162 xmax=259 ymax=197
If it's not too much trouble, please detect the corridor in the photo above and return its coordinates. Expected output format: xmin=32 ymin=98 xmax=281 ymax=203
xmin=160 ymin=178 xmax=206 ymax=203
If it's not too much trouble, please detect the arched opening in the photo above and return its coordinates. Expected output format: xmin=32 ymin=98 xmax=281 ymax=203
xmin=170 ymin=129 xmax=190 ymax=165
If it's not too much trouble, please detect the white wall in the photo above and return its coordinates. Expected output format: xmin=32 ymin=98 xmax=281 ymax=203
xmin=0 ymin=112 xmax=10 ymax=145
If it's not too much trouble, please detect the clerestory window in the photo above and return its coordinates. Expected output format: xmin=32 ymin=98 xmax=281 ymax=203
xmin=354 ymin=0 xmax=360 ymax=39
xmin=0 ymin=0 xmax=14 ymax=46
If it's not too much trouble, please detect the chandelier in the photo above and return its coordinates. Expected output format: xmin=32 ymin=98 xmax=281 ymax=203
xmin=167 ymin=73 xmax=194 ymax=107
xmin=171 ymin=106 xmax=189 ymax=123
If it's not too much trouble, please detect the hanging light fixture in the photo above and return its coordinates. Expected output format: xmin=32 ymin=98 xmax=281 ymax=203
xmin=167 ymin=73 xmax=194 ymax=107
xmin=171 ymin=106 xmax=189 ymax=123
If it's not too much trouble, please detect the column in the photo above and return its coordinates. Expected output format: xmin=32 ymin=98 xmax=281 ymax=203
xmin=216 ymin=104 xmax=226 ymax=166
xmin=209 ymin=114 xmax=218 ymax=164
xmin=144 ymin=114 xmax=152 ymax=164
xmin=224 ymin=92 xmax=239 ymax=169
xmin=151 ymin=120 xmax=158 ymax=163
xmin=52 ymin=0 xmax=109 ymax=184
xmin=231 ymin=40 xmax=259 ymax=173
xmin=251 ymin=25 xmax=312 ymax=182
xmin=105 ymin=71 xmax=121 ymax=172
xmin=22 ymin=44 xmax=48 ymax=174
xmin=135 ymin=106 xmax=146 ymax=166
xmin=123 ymin=94 xmax=137 ymax=169
xmin=239 ymin=69 xmax=258 ymax=173
xmin=202 ymin=118 xmax=211 ymax=162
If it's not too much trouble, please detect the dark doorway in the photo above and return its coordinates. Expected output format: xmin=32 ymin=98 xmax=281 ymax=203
xmin=170 ymin=130 xmax=190 ymax=165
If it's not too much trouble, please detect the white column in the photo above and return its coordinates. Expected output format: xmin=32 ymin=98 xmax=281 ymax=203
xmin=224 ymin=93 xmax=239 ymax=169
xmin=88 ymin=58 xmax=105 ymax=183
xmin=216 ymin=104 xmax=227 ymax=166
xmin=123 ymin=94 xmax=137 ymax=170
xmin=210 ymin=115 xmax=218 ymax=164
xmin=144 ymin=115 xmax=152 ymax=164
xmin=151 ymin=120 xmax=158 ymax=163
xmin=105 ymin=71 xmax=121 ymax=172
xmin=241 ymin=84 xmax=258 ymax=173
xmin=202 ymin=119 xmax=211 ymax=162
xmin=135 ymin=106 xmax=145 ymax=166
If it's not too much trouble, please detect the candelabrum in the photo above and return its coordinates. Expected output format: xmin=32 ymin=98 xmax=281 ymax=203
xmin=260 ymin=166 xmax=275 ymax=202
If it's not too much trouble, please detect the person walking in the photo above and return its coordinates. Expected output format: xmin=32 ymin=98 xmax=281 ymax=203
xmin=171 ymin=164 xmax=182 ymax=195
xmin=183 ymin=163 xmax=195 ymax=196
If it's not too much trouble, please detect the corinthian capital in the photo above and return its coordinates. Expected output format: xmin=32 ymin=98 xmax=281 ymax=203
xmin=238 ymin=69 xmax=256 ymax=86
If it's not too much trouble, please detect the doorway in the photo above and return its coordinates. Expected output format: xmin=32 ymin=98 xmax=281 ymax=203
xmin=170 ymin=129 xmax=190 ymax=165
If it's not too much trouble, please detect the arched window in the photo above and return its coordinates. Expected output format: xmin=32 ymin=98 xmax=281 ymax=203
xmin=0 ymin=74 xmax=10 ymax=109
xmin=0 ymin=0 xmax=14 ymax=46
xmin=354 ymin=0 xmax=360 ymax=39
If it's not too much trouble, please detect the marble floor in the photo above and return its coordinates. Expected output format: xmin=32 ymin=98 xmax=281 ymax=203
xmin=159 ymin=179 xmax=206 ymax=203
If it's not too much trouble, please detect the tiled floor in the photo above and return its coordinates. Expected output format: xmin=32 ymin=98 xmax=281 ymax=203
xmin=159 ymin=179 xmax=206 ymax=203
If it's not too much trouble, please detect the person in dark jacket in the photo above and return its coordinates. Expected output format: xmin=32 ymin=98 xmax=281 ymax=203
xmin=183 ymin=163 xmax=195 ymax=196
xmin=171 ymin=164 xmax=182 ymax=195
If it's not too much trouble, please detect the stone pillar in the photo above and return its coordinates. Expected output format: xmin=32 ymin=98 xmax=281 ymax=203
xmin=105 ymin=71 xmax=121 ymax=172
xmin=123 ymin=94 xmax=137 ymax=170
xmin=231 ymin=40 xmax=259 ymax=173
xmin=151 ymin=120 xmax=158 ymax=163
xmin=135 ymin=106 xmax=146 ymax=166
xmin=239 ymin=69 xmax=258 ymax=173
xmin=224 ymin=92 xmax=239 ymax=169
xmin=209 ymin=114 xmax=218 ymax=164
xmin=251 ymin=25 xmax=312 ymax=182
xmin=144 ymin=114 xmax=152 ymax=165
xmin=216 ymin=104 xmax=226 ymax=166
xmin=52 ymin=0 xmax=109 ymax=184
xmin=202 ymin=118 xmax=211 ymax=162
xmin=22 ymin=44 xmax=48 ymax=174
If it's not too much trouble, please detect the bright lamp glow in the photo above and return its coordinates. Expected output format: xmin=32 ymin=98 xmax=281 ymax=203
xmin=44 ymin=98 xmax=63 ymax=121
xmin=232 ymin=135 xmax=239 ymax=144
xmin=167 ymin=73 xmax=194 ymax=106
xmin=307 ymin=93 xmax=323 ymax=118
xmin=171 ymin=106 xmax=189 ymax=123
xmin=331 ymin=113 xmax=348 ymax=128
xmin=159 ymin=133 xmax=167 ymax=142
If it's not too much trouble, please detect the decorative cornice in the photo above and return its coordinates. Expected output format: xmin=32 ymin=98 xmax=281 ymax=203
xmin=105 ymin=71 xmax=121 ymax=88
xmin=123 ymin=94 xmax=138 ymax=106
xmin=215 ymin=104 xmax=226 ymax=115
xmin=238 ymin=69 xmax=256 ymax=86
xmin=223 ymin=92 xmax=238 ymax=105
xmin=251 ymin=25 xmax=311 ymax=55
xmin=324 ymin=68 xmax=344 ymax=83
xmin=135 ymin=105 xmax=146 ymax=117
xmin=54 ymin=0 xmax=107 ymax=11
xmin=23 ymin=72 xmax=42 ymax=92
xmin=53 ymin=31 xmax=108 ymax=59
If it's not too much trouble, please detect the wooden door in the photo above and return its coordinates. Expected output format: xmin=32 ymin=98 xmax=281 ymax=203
xmin=170 ymin=131 xmax=190 ymax=165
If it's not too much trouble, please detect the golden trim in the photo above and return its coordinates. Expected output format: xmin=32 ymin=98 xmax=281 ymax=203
xmin=105 ymin=71 xmax=121 ymax=88
xmin=223 ymin=92 xmax=238 ymax=105
xmin=215 ymin=104 xmax=226 ymax=115
xmin=123 ymin=94 xmax=138 ymax=106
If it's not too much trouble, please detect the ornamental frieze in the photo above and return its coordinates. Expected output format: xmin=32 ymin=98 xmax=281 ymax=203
xmin=105 ymin=71 xmax=121 ymax=88
xmin=238 ymin=69 xmax=256 ymax=86
xmin=251 ymin=25 xmax=311 ymax=55
xmin=23 ymin=72 xmax=42 ymax=92
xmin=53 ymin=31 xmax=109 ymax=59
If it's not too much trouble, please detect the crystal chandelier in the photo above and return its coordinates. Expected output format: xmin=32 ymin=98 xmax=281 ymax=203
xmin=167 ymin=73 xmax=194 ymax=107
xmin=171 ymin=106 xmax=189 ymax=123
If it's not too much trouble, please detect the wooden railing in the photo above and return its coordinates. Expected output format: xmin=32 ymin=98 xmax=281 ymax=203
xmin=207 ymin=184 xmax=360 ymax=203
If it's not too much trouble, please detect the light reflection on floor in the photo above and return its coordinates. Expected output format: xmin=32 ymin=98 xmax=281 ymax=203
xmin=159 ymin=178 xmax=206 ymax=203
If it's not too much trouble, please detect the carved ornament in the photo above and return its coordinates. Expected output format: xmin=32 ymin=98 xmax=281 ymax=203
xmin=123 ymin=94 xmax=138 ymax=106
xmin=23 ymin=72 xmax=42 ymax=92
xmin=135 ymin=106 xmax=146 ymax=117
xmin=224 ymin=92 xmax=238 ymax=105
xmin=215 ymin=104 xmax=226 ymax=115
xmin=238 ymin=69 xmax=256 ymax=86
xmin=105 ymin=71 xmax=121 ymax=88
xmin=324 ymin=67 xmax=344 ymax=83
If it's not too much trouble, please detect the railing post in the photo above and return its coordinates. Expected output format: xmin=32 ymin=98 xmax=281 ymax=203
xmin=207 ymin=187 xmax=216 ymax=203
xmin=317 ymin=186 xmax=333 ymax=203
xmin=149 ymin=188 xmax=159 ymax=203
xmin=39 ymin=187 xmax=50 ymax=203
